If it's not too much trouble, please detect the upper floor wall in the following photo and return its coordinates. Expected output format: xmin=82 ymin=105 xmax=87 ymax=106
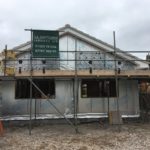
xmin=11 ymin=34 xmax=136 ymax=72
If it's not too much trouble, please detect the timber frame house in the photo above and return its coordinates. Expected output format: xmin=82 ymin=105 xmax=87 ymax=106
xmin=0 ymin=24 xmax=150 ymax=133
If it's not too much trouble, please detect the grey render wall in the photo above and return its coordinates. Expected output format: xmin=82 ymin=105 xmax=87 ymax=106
xmin=78 ymin=79 xmax=139 ymax=115
xmin=1 ymin=79 xmax=139 ymax=118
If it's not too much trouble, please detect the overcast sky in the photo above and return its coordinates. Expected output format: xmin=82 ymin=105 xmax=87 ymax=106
xmin=0 ymin=0 xmax=150 ymax=58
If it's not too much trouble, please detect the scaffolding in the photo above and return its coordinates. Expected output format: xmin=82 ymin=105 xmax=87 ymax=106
xmin=0 ymin=34 xmax=150 ymax=135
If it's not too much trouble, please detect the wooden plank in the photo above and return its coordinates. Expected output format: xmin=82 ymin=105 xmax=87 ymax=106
xmin=15 ymin=70 xmax=75 ymax=77
xmin=15 ymin=69 xmax=150 ymax=77
xmin=15 ymin=70 xmax=116 ymax=77
xmin=120 ymin=70 xmax=150 ymax=77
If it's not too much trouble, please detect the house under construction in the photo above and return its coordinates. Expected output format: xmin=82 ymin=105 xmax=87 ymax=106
xmin=0 ymin=24 xmax=150 ymax=127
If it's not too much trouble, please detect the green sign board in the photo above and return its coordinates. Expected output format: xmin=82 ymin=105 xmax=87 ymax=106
xmin=32 ymin=30 xmax=59 ymax=58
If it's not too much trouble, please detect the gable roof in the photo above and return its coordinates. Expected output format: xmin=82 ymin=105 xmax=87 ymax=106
xmin=13 ymin=24 xmax=148 ymax=68
xmin=59 ymin=24 xmax=148 ymax=68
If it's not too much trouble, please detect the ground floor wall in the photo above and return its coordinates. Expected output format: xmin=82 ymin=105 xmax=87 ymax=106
xmin=78 ymin=79 xmax=139 ymax=115
xmin=0 ymin=79 xmax=139 ymax=119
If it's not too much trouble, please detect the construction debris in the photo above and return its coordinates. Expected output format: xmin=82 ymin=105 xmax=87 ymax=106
xmin=0 ymin=123 xmax=150 ymax=150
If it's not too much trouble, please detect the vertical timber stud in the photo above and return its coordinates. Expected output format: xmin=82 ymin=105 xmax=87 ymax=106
xmin=113 ymin=31 xmax=121 ymax=131
xmin=74 ymin=38 xmax=79 ymax=133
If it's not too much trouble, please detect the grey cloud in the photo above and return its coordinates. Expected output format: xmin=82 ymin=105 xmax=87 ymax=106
xmin=0 ymin=0 xmax=150 ymax=59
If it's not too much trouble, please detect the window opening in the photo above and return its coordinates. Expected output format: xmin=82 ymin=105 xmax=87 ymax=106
xmin=15 ymin=79 xmax=55 ymax=99
xmin=81 ymin=79 xmax=116 ymax=98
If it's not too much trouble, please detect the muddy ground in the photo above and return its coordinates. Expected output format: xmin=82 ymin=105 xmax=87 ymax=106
xmin=0 ymin=122 xmax=150 ymax=150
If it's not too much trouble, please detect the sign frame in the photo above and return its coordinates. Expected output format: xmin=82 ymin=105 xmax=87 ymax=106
xmin=32 ymin=30 xmax=59 ymax=58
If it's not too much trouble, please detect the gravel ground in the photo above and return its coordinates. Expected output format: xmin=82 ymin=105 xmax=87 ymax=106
xmin=0 ymin=122 xmax=150 ymax=150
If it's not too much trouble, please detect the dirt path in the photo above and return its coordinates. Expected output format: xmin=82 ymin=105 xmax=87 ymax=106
xmin=0 ymin=122 xmax=150 ymax=150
